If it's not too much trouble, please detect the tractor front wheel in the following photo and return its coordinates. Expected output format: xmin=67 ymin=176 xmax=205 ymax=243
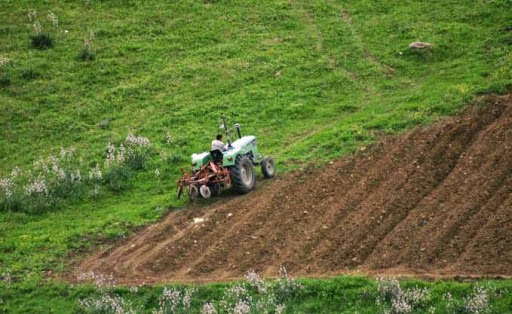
xmin=231 ymin=155 xmax=255 ymax=194
xmin=261 ymin=156 xmax=275 ymax=178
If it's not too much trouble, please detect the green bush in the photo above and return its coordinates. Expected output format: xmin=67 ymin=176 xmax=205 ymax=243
xmin=0 ymin=192 xmax=22 ymax=212
xmin=23 ymin=192 xmax=60 ymax=214
xmin=0 ymin=73 xmax=11 ymax=87
xmin=78 ymin=46 xmax=95 ymax=61
xmin=20 ymin=69 xmax=40 ymax=81
xmin=51 ymin=179 xmax=86 ymax=201
xmin=126 ymin=149 xmax=148 ymax=171
xmin=30 ymin=33 xmax=53 ymax=50
xmin=103 ymin=165 xmax=132 ymax=193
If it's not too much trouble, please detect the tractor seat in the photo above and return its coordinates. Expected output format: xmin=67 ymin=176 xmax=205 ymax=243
xmin=210 ymin=150 xmax=224 ymax=164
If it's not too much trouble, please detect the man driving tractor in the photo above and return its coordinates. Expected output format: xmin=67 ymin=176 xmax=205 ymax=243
xmin=211 ymin=133 xmax=228 ymax=152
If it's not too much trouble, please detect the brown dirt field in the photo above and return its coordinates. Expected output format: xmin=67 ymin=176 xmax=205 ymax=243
xmin=75 ymin=95 xmax=512 ymax=284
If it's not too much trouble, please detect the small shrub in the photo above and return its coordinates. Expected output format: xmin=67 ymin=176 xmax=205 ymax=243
xmin=158 ymin=287 xmax=195 ymax=313
xmin=88 ymin=184 xmax=103 ymax=200
xmin=27 ymin=10 xmax=58 ymax=50
xmin=103 ymin=165 xmax=132 ymax=193
xmin=375 ymin=277 xmax=431 ymax=313
xmin=20 ymin=69 xmax=40 ymax=81
xmin=444 ymin=287 xmax=492 ymax=314
xmin=78 ymin=41 xmax=95 ymax=61
xmin=0 ymin=73 xmax=11 ymax=87
xmin=78 ymin=294 xmax=135 ymax=314
xmin=126 ymin=150 xmax=146 ymax=170
xmin=78 ymin=31 xmax=95 ymax=61
xmin=274 ymin=266 xmax=303 ymax=302
xmin=30 ymin=33 xmax=53 ymax=50
xmin=124 ymin=132 xmax=151 ymax=170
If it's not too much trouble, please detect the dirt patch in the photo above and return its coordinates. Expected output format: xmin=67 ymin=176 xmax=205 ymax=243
xmin=74 ymin=95 xmax=512 ymax=284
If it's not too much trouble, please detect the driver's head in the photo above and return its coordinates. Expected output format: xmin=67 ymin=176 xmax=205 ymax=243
xmin=216 ymin=134 xmax=223 ymax=141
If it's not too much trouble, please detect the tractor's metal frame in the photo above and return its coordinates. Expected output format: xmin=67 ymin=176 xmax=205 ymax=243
xmin=177 ymin=160 xmax=231 ymax=199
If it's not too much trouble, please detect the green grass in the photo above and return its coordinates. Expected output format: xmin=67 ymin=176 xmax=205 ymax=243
xmin=0 ymin=0 xmax=511 ymax=312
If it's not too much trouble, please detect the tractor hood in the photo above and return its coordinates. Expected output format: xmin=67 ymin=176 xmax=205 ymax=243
xmin=231 ymin=135 xmax=256 ymax=149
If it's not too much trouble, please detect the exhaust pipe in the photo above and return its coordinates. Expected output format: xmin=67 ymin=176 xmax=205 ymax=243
xmin=234 ymin=123 xmax=242 ymax=139
xmin=221 ymin=115 xmax=232 ymax=145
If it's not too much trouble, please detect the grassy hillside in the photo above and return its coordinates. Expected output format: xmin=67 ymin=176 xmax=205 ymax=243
xmin=2 ymin=1 xmax=511 ymax=170
xmin=0 ymin=0 xmax=511 ymax=312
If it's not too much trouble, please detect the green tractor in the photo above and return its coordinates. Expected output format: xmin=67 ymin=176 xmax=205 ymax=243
xmin=177 ymin=118 xmax=275 ymax=200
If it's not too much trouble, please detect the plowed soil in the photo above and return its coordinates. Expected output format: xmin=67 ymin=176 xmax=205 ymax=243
xmin=76 ymin=95 xmax=512 ymax=284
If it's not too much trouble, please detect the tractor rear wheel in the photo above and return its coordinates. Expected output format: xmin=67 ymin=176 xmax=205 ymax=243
xmin=261 ymin=156 xmax=275 ymax=178
xmin=230 ymin=155 xmax=255 ymax=194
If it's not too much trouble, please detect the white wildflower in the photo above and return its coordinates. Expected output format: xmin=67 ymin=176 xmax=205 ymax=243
xmin=49 ymin=155 xmax=59 ymax=173
xmin=1 ymin=272 xmax=12 ymax=285
xmin=33 ymin=20 xmax=42 ymax=34
xmin=0 ymin=178 xmax=14 ymax=199
xmin=182 ymin=289 xmax=194 ymax=309
xmin=57 ymin=168 xmax=66 ymax=180
xmin=88 ymin=164 xmax=102 ymax=181
xmin=0 ymin=55 xmax=10 ymax=68
xmin=47 ymin=11 xmax=58 ymax=27
xmin=233 ymin=300 xmax=251 ymax=314
xmin=117 ymin=144 xmax=126 ymax=163
xmin=78 ymin=294 xmax=134 ymax=314
xmin=245 ymin=270 xmax=267 ymax=294
xmin=376 ymin=277 xmax=430 ymax=314
xmin=202 ymin=302 xmax=217 ymax=314
xmin=154 ymin=169 xmax=160 ymax=178
xmin=226 ymin=285 xmax=248 ymax=300
xmin=276 ymin=266 xmax=302 ymax=296
xmin=83 ymin=38 xmax=92 ymax=51
xmin=276 ymin=304 xmax=286 ymax=314
xmin=106 ymin=142 xmax=115 ymax=167
xmin=391 ymin=291 xmax=413 ymax=313
xmin=25 ymin=178 xmax=48 ymax=195
xmin=74 ymin=169 xmax=82 ymax=182
xmin=10 ymin=166 xmax=21 ymax=178
xmin=60 ymin=147 xmax=67 ymax=159
xmin=166 ymin=132 xmax=173 ymax=144
xmin=33 ymin=158 xmax=49 ymax=174
xmin=158 ymin=288 xmax=182 ymax=312
xmin=463 ymin=286 xmax=490 ymax=314
xmin=27 ymin=9 xmax=37 ymax=22
xmin=126 ymin=132 xmax=150 ymax=147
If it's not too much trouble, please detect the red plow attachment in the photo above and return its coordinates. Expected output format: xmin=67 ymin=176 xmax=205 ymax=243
xmin=177 ymin=161 xmax=231 ymax=200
